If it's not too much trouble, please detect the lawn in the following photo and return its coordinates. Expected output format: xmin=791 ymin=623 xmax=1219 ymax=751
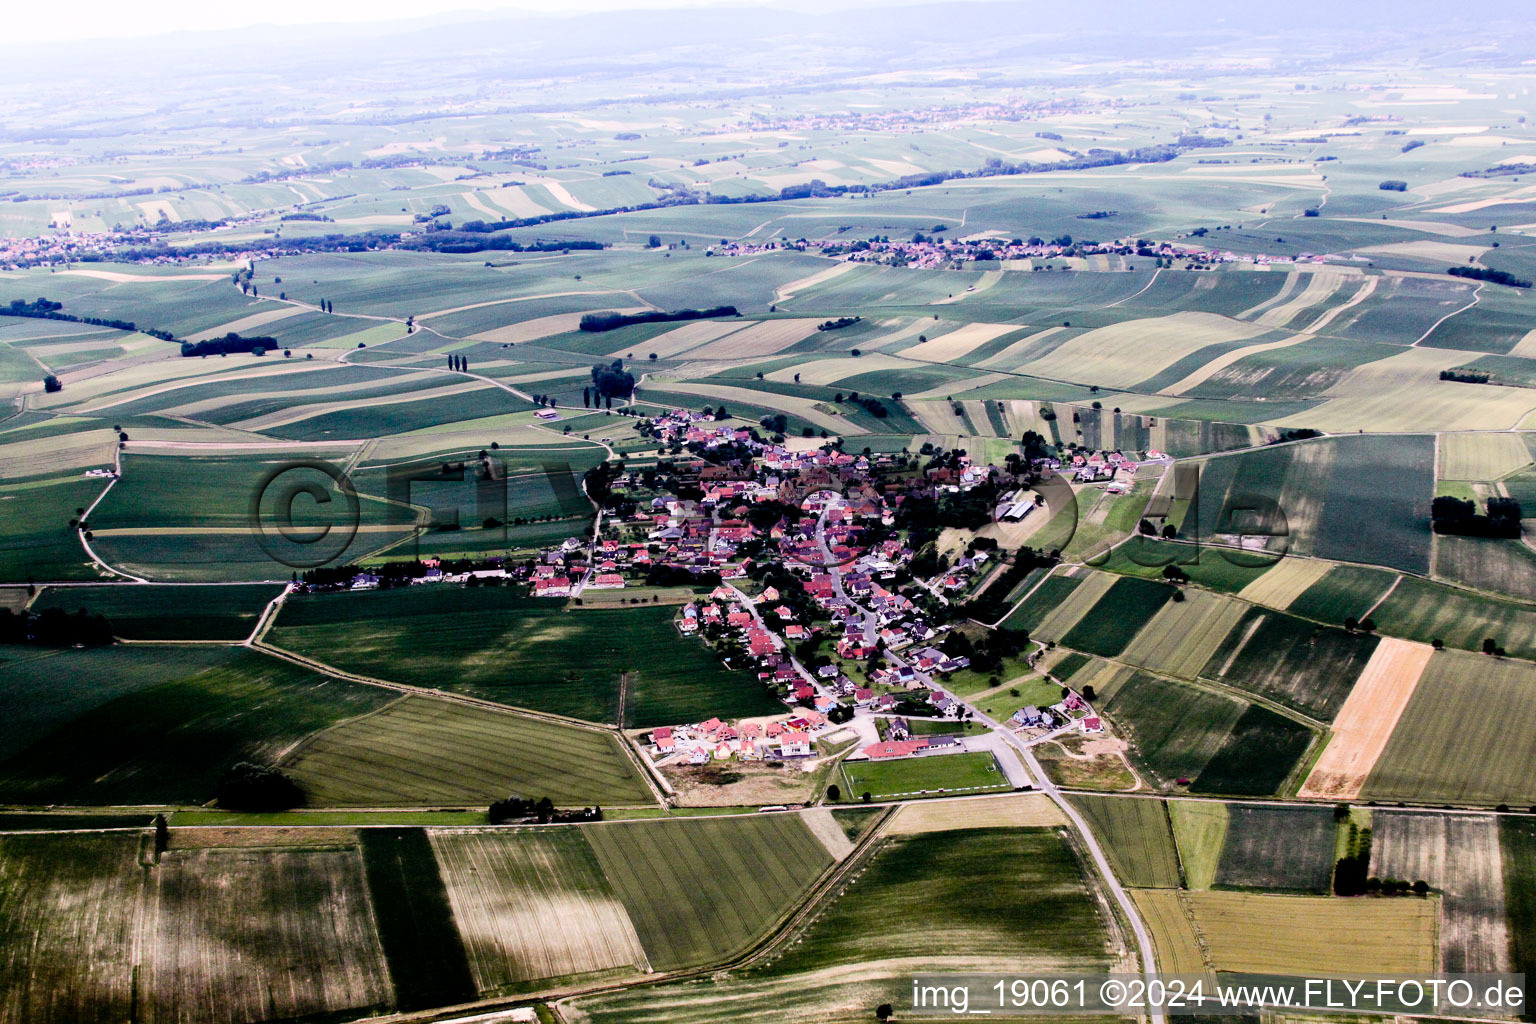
xmin=1059 ymin=575 xmax=1176 ymax=657
xmin=1068 ymin=794 xmax=1182 ymax=887
xmin=1363 ymin=649 xmax=1536 ymax=806
xmin=840 ymin=750 xmax=1009 ymax=799
xmin=269 ymin=588 xmax=783 ymax=726
xmin=31 ymin=582 xmax=285 ymax=641
xmin=0 ymin=648 xmax=394 ymax=805
xmin=582 ymin=813 xmax=833 ymax=971
xmin=282 ymin=695 xmax=655 ymax=807
xmin=1213 ymin=804 xmax=1337 ymax=894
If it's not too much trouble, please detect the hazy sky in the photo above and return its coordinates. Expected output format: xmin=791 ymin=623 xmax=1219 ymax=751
xmin=16 ymin=0 xmax=840 ymax=43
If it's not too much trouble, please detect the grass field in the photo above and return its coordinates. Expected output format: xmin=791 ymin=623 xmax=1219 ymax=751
xmin=573 ymin=826 xmax=1113 ymax=1024
xmin=1213 ymin=805 xmax=1336 ymax=894
xmin=1068 ymin=794 xmax=1181 ymax=887
xmin=359 ymin=828 xmax=477 ymax=1011
xmin=1185 ymin=890 xmax=1437 ymax=975
xmin=0 ymin=648 xmax=394 ymax=805
xmin=0 ymin=473 xmax=106 ymax=581
xmin=146 ymin=844 xmax=393 ymax=1024
xmin=1363 ymin=648 xmax=1536 ymax=806
xmin=1199 ymin=608 xmax=1378 ymax=720
xmin=1167 ymin=799 xmax=1228 ymax=890
xmin=270 ymin=588 xmax=781 ymax=725
xmin=582 ymin=814 xmax=833 ymax=971
xmin=1059 ymin=575 xmax=1176 ymax=658
xmin=282 ymin=695 xmax=655 ymax=807
xmin=840 ymin=751 xmax=1009 ymax=799
xmin=430 ymin=828 xmax=648 ymax=993
xmin=31 ymin=583 xmax=284 ymax=641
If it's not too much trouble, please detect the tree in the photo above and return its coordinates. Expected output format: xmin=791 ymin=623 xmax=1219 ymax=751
xmin=217 ymin=762 xmax=304 ymax=811
xmin=647 ymin=234 xmax=662 ymax=248
xmin=827 ymin=784 xmax=841 ymax=801
xmin=1483 ymin=637 xmax=1499 ymax=655
xmin=1344 ymin=616 xmax=1359 ymax=632
xmin=876 ymin=1005 xmax=894 ymax=1021
xmin=153 ymin=813 xmax=170 ymax=854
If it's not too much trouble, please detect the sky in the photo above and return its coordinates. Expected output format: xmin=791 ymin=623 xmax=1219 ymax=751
xmin=15 ymin=0 xmax=859 ymax=43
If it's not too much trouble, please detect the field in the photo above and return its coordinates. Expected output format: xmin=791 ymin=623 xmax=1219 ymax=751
xmin=840 ymin=751 xmax=1009 ymax=799
xmin=1371 ymin=812 xmax=1509 ymax=973
xmin=269 ymin=588 xmax=782 ymax=726
xmin=1439 ymin=432 xmax=1532 ymax=481
xmin=572 ymin=827 xmax=1113 ymax=1024
xmin=1102 ymin=672 xmax=1245 ymax=788
xmin=1058 ymin=575 xmax=1176 ymax=658
xmin=31 ymin=583 xmax=284 ymax=641
xmin=1371 ymin=574 xmax=1536 ymax=661
xmin=1282 ymin=564 xmax=1399 ymax=623
xmin=1167 ymin=800 xmax=1228 ymax=890
xmin=430 ymin=828 xmax=648 ymax=993
xmin=1213 ymin=805 xmax=1336 ymax=894
xmin=0 ymin=648 xmax=394 ymax=805
xmin=1191 ymin=707 xmax=1315 ymax=797
xmin=0 ymin=834 xmax=142 ymax=1024
xmin=1433 ymin=533 xmax=1536 ymax=602
xmin=1297 ymin=637 xmax=1432 ymax=801
xmin=1183 ymin=890 xmax=1437 ymax=975
xmin=582 ymin=813 xmax=833 ymax=970
xmin=144 ymin=844 xmax=393 ymax=1024
xmin=1068 ymin=794 xmax=1181 ymax=888
xmin=358 ymin=828 xmax=477 ymax=1011
xmin=1119 ymin=589 xmax=1248 ymax=679
xmin=281 ymin=695 xmax=655 ymax=807
xmin=1199 ymin=608 xmax=1378 ymax=720
xmin=887 ymin=793 xmax=1063 ymax=833
xmin=1131 ymin=889 xmax=1208 ymax=973
xmin=1232 ymin=556 xmax=1330 ymax=610
xmin=1501 ymin=818 xmax=1536 ymax=991
xmin=1363 ymin=648 xmax=1536 ymax=806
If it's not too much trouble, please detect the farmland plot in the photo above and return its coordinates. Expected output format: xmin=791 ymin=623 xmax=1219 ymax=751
xmin=1021 ymin=570 xmax=1111 ymax=640
xmin=1234 ymin=556 xmax=1331 ymax=610
xmin=1103 ymin=673 xmax=1245 ymax=787
xmin=282 ymin=695 xmax=654 ymax=807
xmin=1371 ymin=812 xmax=1509 ymax=973
xmin=0 ymin=834 xmax=141 ymax=1024
xmin=1502 ymin=818 xmax=1536 ymax=991
xmin=1439 ymin=432 xmax=1532 ymax=481
xmin=1363 ymin=649 xmax=1536 ymax=806
xmin=1059 ymin=575 xmax=1176 ymax=658
xmin=359 ymin=828 xmax=476 ymax=1011
xmin=1214 ymin=804 xmax=1336 ymax=894
xmin=1132 ymin=889 xmax=1208 ymax=973
xmin=31 ymin=583 xmax=284 ymax=642
xmin=1018 ymin=312 xmax=1268 ymax=391
xmin=1068 ymin=794 xmax=1182 ymax=887
xmin=1434 ymin=534 xmax=1536 ymax=602
xmin=1372 ymin=574 xmax=1536 ymax=661
xmin=1199 ymin=608 xmax=1378 ymax=720
xmin=1185 ymin=891 xmax=1437 ymax=975
xmin=583 ymin=814 xmax=833 ymax=970
xmin=143 ymin=845 xmax=392 ymax=1024
xmin=1191 ymin=706 xmax=1315 ymax=797
xmin=888 ymin=793 xmax=1062 ymax=834
xmin=430 ymin=829 xmax=647 ymax=993
xmin=1168 ymin=800 xmax=1228 ymax=890
xmin=1120 ymin=590 xmax=1247 ymax=679
xmin=1283 ymin=564 xmax=1399 ymax=623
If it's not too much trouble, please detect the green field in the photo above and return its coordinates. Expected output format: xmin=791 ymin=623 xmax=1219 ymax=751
xmin=269 ymin=588 xmax=782 ymax=725
xmin=574 ymin=827 xmax=1113 ymax=1024
xmin=0 ymin=647 xmax=393 ymax=805
xmin=359 ymin=828 xmax=476 ymax=1011
xmin=1168 ymin=799 xmax=1229 ymax=890
xmin=1102 ymin=672 xmax=1245 ymax=787
xmin=1059 ymin=575 xmax=1176 ymax=658
xmin=31 ymin=582 xmax=284 ymax=641
xmin=282 ymin=694 xmax=655 ymax=807
xmin=1191 ymin=706 xmax=1315 ymax=796
xmin=1068 ymin=794 xmax=1182 ymax=887
xmin=1363 ymin=649 xmax=1536 ymax=807
xmin=1284 ymin=564 xmax=1398 ymax=624
xmin=1200 ymin=608 xmax=1377 ymax=720
xmin=0 ymin=474 xmax=105 ymax=581
xmin=582 ymin=813 xmax=833 ymax=970
xmin=840 ymin=750 xmax=1009 ymax=799
xmin=1372 ymin=575 xmax=1536 ymax=662
xmin=1214 ymin=804 xmax=1337 ymax=894
xmin=1500 ymin=818 xmax=1536 ymax=993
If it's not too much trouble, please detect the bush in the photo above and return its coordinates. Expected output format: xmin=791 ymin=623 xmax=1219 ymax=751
xmin=217 ymin=762 xmax=304 ymax=811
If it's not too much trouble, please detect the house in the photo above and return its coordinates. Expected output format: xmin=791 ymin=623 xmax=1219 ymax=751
xmin=887 ymin=717 xmax=910 ymax=740
xmin=860 ymin=737 xmax=929 ymax=760
xmin=1082 ymin=716 xmax=1103 ymax=733
xmin=777 ymin=731 xmax=812 ymax=757
xmin=588 ymin=573 xmax=626 ymax=590
xmin=688 ymin=746 xmax=710 ymax=765
xmin=533 ymin=576 xmax=572 ymax=597
xmin=854 ymin=687 xmax=875 ymax=707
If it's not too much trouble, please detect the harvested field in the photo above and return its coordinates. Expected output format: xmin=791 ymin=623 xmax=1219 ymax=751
xmin=430 ymin=828 xmax=647 ymax=993
xmin=1131 ymin=889 xmax=1208 ymax=973
xmin=1185 ymin=891 xmax=1437 ymax=975
xmin=1069 ymin=794 xmax=1182 ymax=888
xmin=1372 ymin=812 xmax=1509 ymax=973
xmin=1362 ymin=649 xmax=1536 ymax=806
xmin=0 ymin=833 xmax=141 ymax=1024
xmin=1168 ymin=800 xmax=1228 ymax=890
xmin=282 ymin=695 xmax=654 ymax=807
xmin=1120 ymin=590 xmax=1248 ymax=679
xmin=887 ymin=793 xmax=1064 ymax=834
xmin=1214 ymin=804 xmax=1336 ymax=894
xmin=1440 ymin=432 xmax=1532 ymax=481
xmin=583 ymin=814 xmax=833 ymax=970
xmin=144 ymin=845 xmax=392 ymax=1024
xmin=896 ymin=322 xmax=1018 ymax=362
xmin=1236 ymin=557 xmax=1331 ymax=610
xmin=800 ymin=808 xmax=856 ymax=860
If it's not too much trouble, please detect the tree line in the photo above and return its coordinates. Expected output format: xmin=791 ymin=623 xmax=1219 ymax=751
xmin=579 ymin=306 xmax=739 ymax=332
